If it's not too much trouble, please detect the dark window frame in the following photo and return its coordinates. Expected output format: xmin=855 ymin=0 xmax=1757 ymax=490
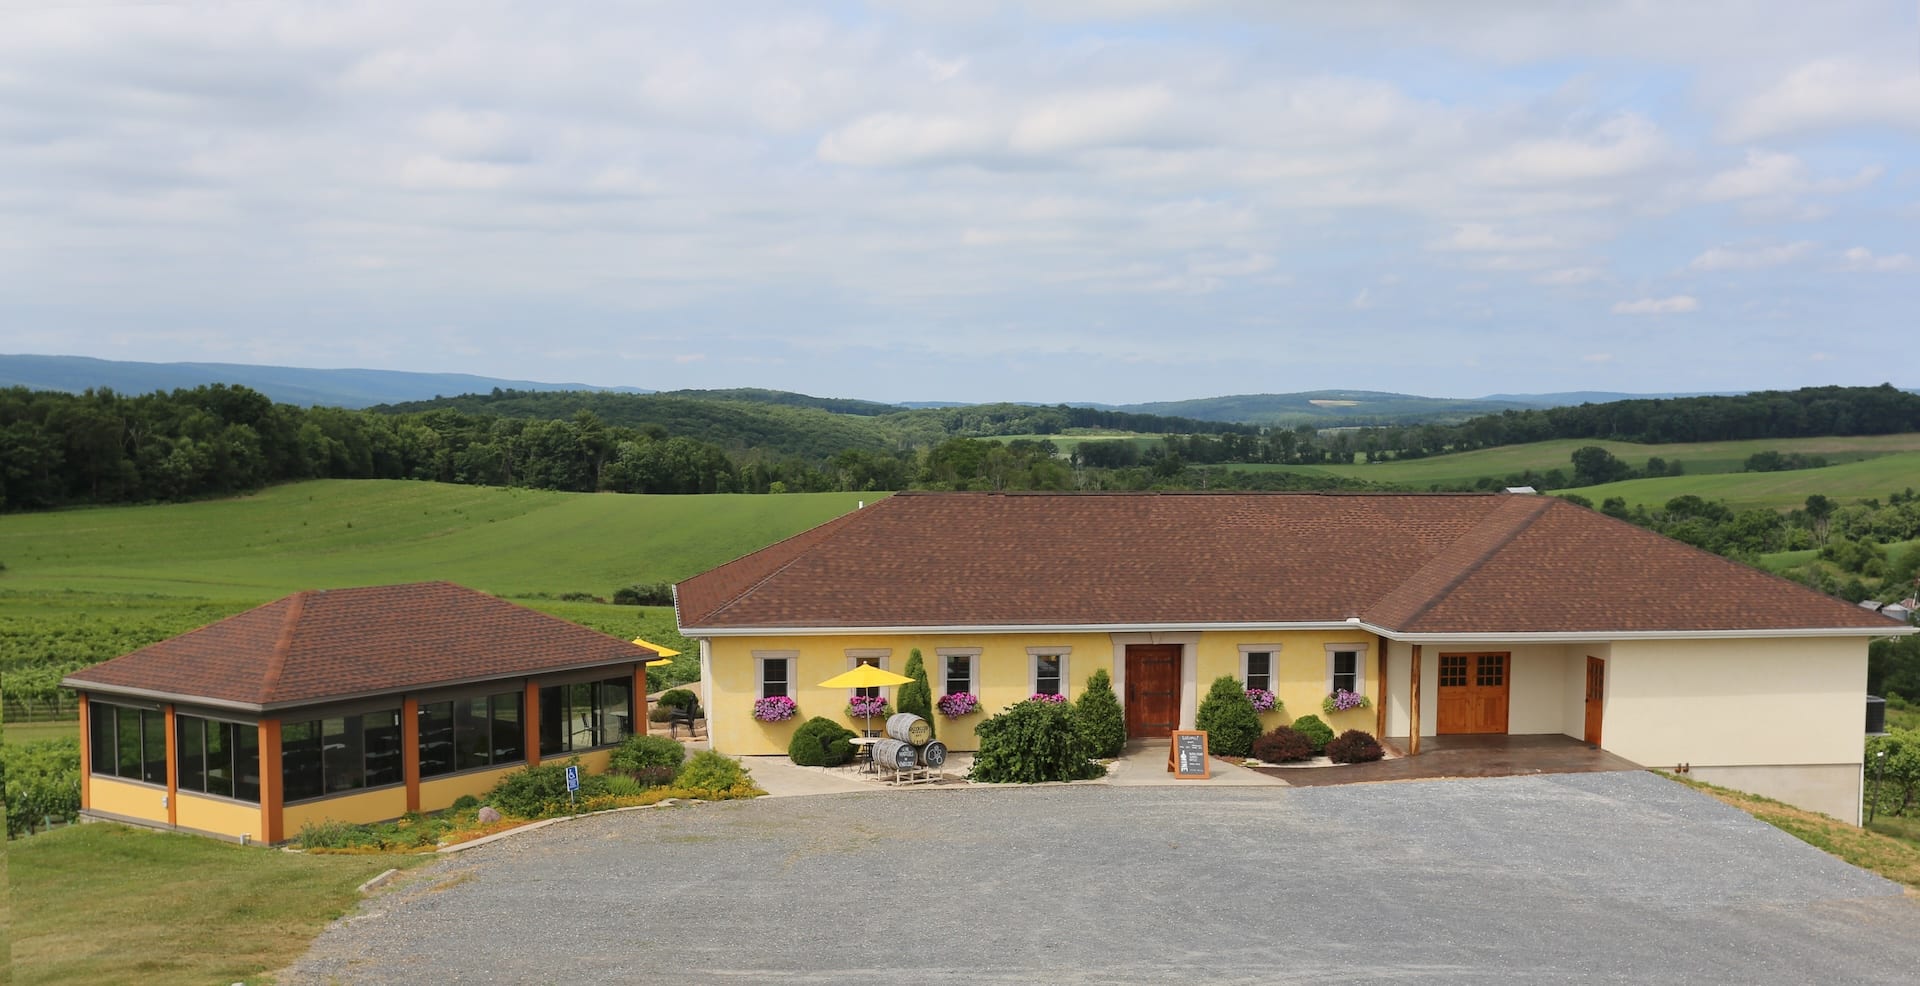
xmin=174 ymin=714 xmax=262 ymax=804
xmin=1245 ymin=651 xmax=1273 ymax=693
xmin=421 ymin=688 xmax=526 ymax=778
xmin=88 ymin=701 xmax=168 ymax=787
xmin=281 ymin=706 xmax=404 ymax=805
xmin=538 ymin=676 xmax=634 ymax=756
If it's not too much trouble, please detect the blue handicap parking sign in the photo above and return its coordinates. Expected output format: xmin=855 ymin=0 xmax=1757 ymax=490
xmin=565 ymin=765 xmax=580 ymax=791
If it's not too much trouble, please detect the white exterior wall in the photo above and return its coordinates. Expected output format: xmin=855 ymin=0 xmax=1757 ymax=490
xmin=1605 ymin=636 xmax=1867 ymax=824
xmin=1385 ymin=641 xmax=1581 ymax=738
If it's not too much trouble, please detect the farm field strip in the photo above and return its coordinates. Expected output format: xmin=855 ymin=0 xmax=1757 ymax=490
xmin=1568 ymin=451 xmax=1920 ymax=512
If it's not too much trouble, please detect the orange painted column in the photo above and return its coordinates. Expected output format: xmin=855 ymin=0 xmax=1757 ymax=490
xmin=633 ymin=664 xmax=648 ymax=739
xmin=260 ymin=719 xmax=284 ymax=844
xmin=77 ymin=693 xmax=92 ymax=811
xmin=1375 ymin=636 xmax=1390 ymax=740
xmin=1408 ymin=645 xmax=1423 ymax=756
xmin=164 ymin=704 xmax=179 ymax=828
xmin=524 ymin=681 xmax=542 ymax=767
xmin=401 ymin=697 xmax=421 ymax=814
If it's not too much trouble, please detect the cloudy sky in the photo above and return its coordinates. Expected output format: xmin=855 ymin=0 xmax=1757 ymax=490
xmin=2 ymin=1 xmax=1915 ymax=404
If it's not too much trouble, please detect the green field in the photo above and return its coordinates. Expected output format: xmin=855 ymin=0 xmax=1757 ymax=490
xmin=1567 ymin=451 xmax=1920 ymax=511
xmin=988 ymin=431 xmax=1167 ymax=455
xmin=0 ymin=480 xmax=877 ymax=700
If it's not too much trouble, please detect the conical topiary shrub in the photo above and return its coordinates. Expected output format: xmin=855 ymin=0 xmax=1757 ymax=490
xmin=1075 ymin=668 xmax=1127 ymax=758
xmin=898 ymin=648 xmax=934 ymax=740
xmin=1194 ymin=675 xmax=1261 ymax=758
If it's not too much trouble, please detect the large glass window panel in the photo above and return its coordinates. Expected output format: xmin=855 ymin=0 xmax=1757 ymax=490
xmin=116 ymin=706 xmax=144 ymax=779
xmin=90 ymin=705 xmax=118 ymax=777
xmin=176 ymin=717 xmax=205 ymax=794
xmin=600 ymin=678 xmax=632 ymax=746
xmin=204 ymin=720 xmax=234 ymax=798
xmin=322 ymin=716 xmax=365 ymax=794
xmin=568 ymin=682 xmax=596 ymax=751
xmin=454 ymin=697 xmax=490 ymax=772
xmin=281 ymin=721 xmax=324 ymax=802
xmin=363 ymin=710 xmax=402 ymax=787
xmin=539 ymin=685 xmax=565 ymax=756
xmin=418 ymin=701 xmax=455 ymax=778
xmin=233 ymin=725 xmax=260 ymax=803
xmin=491 ymin=692 xmax=524 ymax=765
xmin=141 ymin=708 xmax=167 ymax=784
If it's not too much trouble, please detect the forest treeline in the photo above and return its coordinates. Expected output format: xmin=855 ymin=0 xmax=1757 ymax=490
xmin=4 ymin=382 xmax=1917 ymax=513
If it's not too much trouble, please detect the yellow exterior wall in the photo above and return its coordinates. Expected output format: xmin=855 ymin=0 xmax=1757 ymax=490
xmin=176 ymin=793 xmax=265 ymax=843
xmin=707 ymin=630 xmax=1384 ymax=756
xmin=89 ymin=777 xmax=169 ymax=825
xmin=416 ymin=750 xmax=613 ymax=813
xmin=281 ymin=785 xmax=410 ymax=833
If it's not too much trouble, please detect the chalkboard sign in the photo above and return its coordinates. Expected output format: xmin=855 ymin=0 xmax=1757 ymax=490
xmin=1166 ymin=730 xmax=1211 ymax=779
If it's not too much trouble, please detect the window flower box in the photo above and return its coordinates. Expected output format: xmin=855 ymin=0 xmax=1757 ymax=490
xmin=1246 ymin=688 xmax=1278 ymax=713
xmin=753 ymin=696 xmax=798 ymax=722
xmin=846 ymin=695 xmax=890 ymax=720
xmin=1028 ymin=692 xmax=1068 ymax=704
xmin=1322 ymin=689 xmax=1371 ymax=716
xmin=938 ymin=692 xmax=981 ymax=718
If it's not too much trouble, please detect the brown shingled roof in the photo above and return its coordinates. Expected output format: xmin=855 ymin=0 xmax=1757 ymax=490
xmin=64 ymin=582 xmax=652 ymax=710
xmin=676 ymin=492 xmax=1905 ymax=636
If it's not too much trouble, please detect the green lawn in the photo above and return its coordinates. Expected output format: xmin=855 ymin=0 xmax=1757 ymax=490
xmin=3 ymin=719 xmax=77 ymax=746
xmin=1567 ymin=451 xmax=1920 ymax=511
xmin=9 ymin=823 xmax=429 ymax=985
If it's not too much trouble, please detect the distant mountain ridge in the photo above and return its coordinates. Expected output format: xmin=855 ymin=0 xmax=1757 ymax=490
xmin=0 ymin=354 xmax=651 ymax=408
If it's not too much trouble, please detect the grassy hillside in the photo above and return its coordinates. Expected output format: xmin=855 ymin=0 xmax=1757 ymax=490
xmin=1118 ymin=390 xmax=1533 ymax=426
xmin=1568 ymin=451 xmax=1920 ymax=511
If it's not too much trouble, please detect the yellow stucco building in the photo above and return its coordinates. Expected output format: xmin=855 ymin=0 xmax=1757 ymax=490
xmin=679 ymin=491 xmax=1912 ymax=823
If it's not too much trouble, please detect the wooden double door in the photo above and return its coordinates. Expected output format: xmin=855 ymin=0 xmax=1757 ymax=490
xmin=1124 ymin=645 xmax=1181 ymax=739
xmin=1436 ymin=652 xmax=1510 ymax=734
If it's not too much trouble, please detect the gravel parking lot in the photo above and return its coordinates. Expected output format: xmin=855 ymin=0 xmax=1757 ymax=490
xmin=285 ymin=771 xmax=1919 ymax=984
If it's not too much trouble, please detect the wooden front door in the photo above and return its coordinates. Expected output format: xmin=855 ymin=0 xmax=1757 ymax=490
xmin=1125 ymin=645 xmax=1181 ymax=739
xmin=1436 ymin=652 xmax=1510 ymax=734
xmin=1584 ymin=656 xmax=1605 ymax=746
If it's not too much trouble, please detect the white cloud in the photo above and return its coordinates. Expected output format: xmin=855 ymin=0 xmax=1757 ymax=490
xmin=1721 ymin=59 xmax=1920 ymax=140
xmin=1535 ymin=266 xmax=1603 ymax=285
xmin=1475 ymin=113 xmax=1668 ymax=185
xmin=1840 ymin=247 xmax=1916 ymax=272
xmin=1688 ymin=241 xmax=1815 ymax=271
xmin=1612 ymin=296 xmax=1699 ymax=315
xmin=1701 ymin=150 xmax=1805 ymax=201
xmin=1351 ymin=288 xmax=1374 ymax=310
xmin=1431 ymin=223 xmax=1558 ymax=252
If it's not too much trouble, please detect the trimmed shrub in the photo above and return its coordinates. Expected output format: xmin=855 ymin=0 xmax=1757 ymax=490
xmin=1326 ymin=729 xmax=1385 ymax=764
xmin=1074 ymin=668 xmax=1127 ymax=758
xmin=1290 ymin=714 xmax=1335 ymax=754
xmin=1251 ymin=726 xmax=1314 ymax=763
xmin=485 ymin=760 xmax=611 ymax=817
xmin=614 ymin=582 xmax=674 ymax=606
xmin=788 ymin=716 xmax=857 ymax=767
xmin=1194 ymin=675 xmax=1261 ymax=758
xmin=609 ymin=734 xmax=688 ymax=775
xmin=451 ymin=794 xmax=480 ymax=811
xmin=648 ymin=705 xmax=677 ymax=723
xmin=656 ymin=688 xmax=698 ymax=710
xmin=632 ymin=766 xmax=678 ymax=788
xmin=897 ymin=649 xmax=934 ymax=739
xmin=677 ymin=750 xmax=752 ymax=794
xmin=969 ymin=698 xmax=1107 ymax=784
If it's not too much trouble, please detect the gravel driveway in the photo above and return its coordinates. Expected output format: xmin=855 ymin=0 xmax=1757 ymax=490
xmin=284 ymin=771 xmax=1918 ymax=984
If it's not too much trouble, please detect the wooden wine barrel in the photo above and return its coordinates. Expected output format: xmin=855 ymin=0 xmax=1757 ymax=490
xmin=918 ymin=740 xmax=947 ymax=768
xmin=872 ymin=738 xmax=920 ymax=770
xmin=885 ymin=713 xmax=933 ymax=745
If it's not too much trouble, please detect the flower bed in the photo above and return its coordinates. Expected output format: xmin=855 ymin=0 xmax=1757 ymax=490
xmin=1322 ymin=689 xmax=1371 ymax=716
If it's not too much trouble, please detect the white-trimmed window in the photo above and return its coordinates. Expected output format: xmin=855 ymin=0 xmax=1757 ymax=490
xmin=845 ymin=649 xmax=891 ymax=700
xmin=1029 ymin=648 xmax=1071 ymax=698
xmin=1239 ymin=645 xmax=1278 ymax=693
xmin=937 ymin=648 xmax=981 ymax=696
xmin=755 ymin=650 xmax=797 ymax=700
xmin=1326 ymin=644 xmax=1367 ymax=696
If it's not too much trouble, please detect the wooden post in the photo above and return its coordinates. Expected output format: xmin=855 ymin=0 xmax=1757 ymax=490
xmin=77 ymin=693 xmax=91 ymax=811
xmin=163 ymin=704 xmax=178 ymax=828
xmin=633 ymin=663 xmax=648 ymax=740
xmin=401 ymin=697 xmax=421 ymax=813
xmin=260 ymin=719 xmax=283 ymax=844
xmin=1409 ymin=645 xmax=1422 ymax=756
xmin=524 ymin=681 xmax=542 ymax=766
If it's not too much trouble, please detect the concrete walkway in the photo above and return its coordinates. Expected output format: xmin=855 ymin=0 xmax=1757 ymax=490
xmin=736 ymin=739 xmax=1283 ymax=797
xmin=1105 ymin=739 xmax=1287 ymax=786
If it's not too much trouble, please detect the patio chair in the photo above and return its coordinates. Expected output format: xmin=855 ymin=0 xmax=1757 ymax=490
xmin=668 ymin=699 xmax=704 ymax=739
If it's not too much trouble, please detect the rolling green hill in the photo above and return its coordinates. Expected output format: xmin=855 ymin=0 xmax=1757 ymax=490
xmin=1564 ymin=452 xmax=1920 ymax=511
xmin=1118 ymin=390 xmax=1534 ymax=426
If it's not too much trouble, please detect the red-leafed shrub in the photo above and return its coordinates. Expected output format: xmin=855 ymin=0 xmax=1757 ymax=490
xmin=1251 ymin=726 xmax=1315 ymax=763
xmin=1326 ymin=729 xmax=1385 ymax=764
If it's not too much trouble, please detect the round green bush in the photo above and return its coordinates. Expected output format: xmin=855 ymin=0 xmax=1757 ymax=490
xmin=1194 ymin=675 xmax=1261 ymax=758
xmin=1074 ymin=668 xmax=1127 ymax=758
xmin=788 ymin=716 xmax=856 ymax=767
xmin=609 ymin=734 xmax=688 ymax=775
xmin=656 ymin=689 xmax=698 ymax=710
xmin=676 ymin=750 xmax=752 ymax=794
xmin=1289 ymin=714 xmax=1335 ymax=754
xmin=1251 ymin=726 xmax=1314 ymax=763
xmin=450 ymin=794 xmax=481 ymax=811
xmin=485 ymin=760 xmax=610 ymax=817
xmin=969 ymin=698 xmax=1107 ymax=784
xmin=1326 ymin=729 xmax=1385 ymax=764
xmin=648 ymin=705 xmax=677 ymax=723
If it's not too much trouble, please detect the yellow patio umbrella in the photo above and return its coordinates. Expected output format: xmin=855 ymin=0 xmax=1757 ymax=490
xmin=818 ymin=664 xmax=914 ymax=736
xmin=632 ymin=638 xmax=681 ymax=667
